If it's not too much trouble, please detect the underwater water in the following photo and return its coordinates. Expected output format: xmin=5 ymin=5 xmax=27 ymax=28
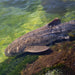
xmin=0 ymin=0 xmax=75 ymax=75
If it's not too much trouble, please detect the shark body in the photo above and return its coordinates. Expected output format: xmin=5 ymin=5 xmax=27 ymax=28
xmin=5 ymin=18 xmax=75 ymax=56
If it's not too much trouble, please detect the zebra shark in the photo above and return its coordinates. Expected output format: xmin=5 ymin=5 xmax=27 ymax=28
xmin=5 ymin=18 xmax=75 ymax=56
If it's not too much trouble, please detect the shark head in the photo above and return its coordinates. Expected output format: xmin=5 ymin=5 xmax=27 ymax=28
xmin=5 ymin=43 xmax=25 ymax=57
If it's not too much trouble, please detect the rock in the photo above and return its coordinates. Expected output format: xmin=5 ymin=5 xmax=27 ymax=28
xmin=21 ymin=41 xmax=75 ymax=75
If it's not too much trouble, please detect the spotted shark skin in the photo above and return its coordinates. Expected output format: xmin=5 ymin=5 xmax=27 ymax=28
xmin=5 ymin=18 xmax=75 ymax=56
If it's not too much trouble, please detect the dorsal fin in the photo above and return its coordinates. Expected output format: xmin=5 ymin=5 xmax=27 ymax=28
xmin=48 ymin=18 xmax=61 ymax=26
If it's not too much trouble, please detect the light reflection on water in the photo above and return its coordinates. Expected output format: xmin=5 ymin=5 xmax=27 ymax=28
xmin=0 ymin=0 xmax=75 ymax=62
xmin=41 ymin=0 xmax=75 ymax=15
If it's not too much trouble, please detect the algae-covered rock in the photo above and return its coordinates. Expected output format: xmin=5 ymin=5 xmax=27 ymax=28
xmin=21 ymin=41 xmax=75 ymax=75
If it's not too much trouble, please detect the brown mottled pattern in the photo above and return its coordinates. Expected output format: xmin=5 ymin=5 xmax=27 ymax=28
xmin=5 ymin=18 xmax=75 ymax=56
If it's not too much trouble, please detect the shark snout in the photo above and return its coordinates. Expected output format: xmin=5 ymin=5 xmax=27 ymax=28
xmin=5 ymin=48 xmax=13 ymax=56
xmin=5 ymin=45 xmax=25 ymax=57
xmin=5 ymin=46 xmax=20 ymax=57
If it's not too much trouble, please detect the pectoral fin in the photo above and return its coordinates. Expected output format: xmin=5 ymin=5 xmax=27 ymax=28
xmin=24 ymin=46 xmax=50 ymax=53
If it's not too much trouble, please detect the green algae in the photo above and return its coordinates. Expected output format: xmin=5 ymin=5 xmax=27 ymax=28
xmin=34 ymin=64 xmax=74 ymax=75
xmin=0 ymin=0 xmax=75 ymax=75
xmin=0 ymin=3 xmax=60 ymax=63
